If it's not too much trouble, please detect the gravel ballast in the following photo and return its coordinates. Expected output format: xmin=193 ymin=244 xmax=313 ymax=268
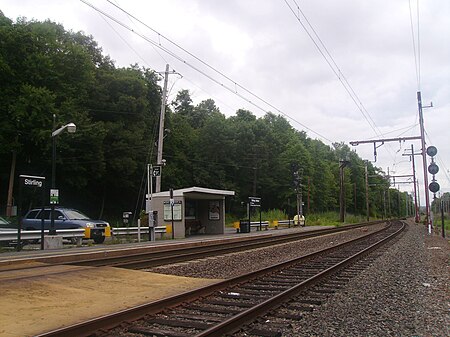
xmin=287 ymin=222 xmax=449 ymax=337
xmin=150 ymin=221 xmax=449 ymax=337
xmin=149 ymin=224 xmax=386 ymax=278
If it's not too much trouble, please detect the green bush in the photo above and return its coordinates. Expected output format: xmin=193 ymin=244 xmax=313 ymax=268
xmin=227 ymin=210 xmax=378 ymax=228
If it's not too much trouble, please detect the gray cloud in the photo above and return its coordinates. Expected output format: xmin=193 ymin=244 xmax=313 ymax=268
xmin=2 ymin=0 xmax=449 ymax=198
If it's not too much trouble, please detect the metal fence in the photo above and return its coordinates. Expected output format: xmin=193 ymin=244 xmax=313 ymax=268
xmin=0 ymin=228 xmax=84 ymax=242
xmin=0 ymin=226 xmax=167 ymax=243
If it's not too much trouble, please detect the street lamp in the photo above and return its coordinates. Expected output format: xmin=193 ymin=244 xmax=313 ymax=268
xmin=50 ymin=119 xmax=76 ymax=235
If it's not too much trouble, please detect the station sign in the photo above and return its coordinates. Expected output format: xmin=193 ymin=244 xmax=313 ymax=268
xmin=20 ymin=175 xmax=45 ymax=188
xmin=249 ymin=197 xmax=261 ymax=207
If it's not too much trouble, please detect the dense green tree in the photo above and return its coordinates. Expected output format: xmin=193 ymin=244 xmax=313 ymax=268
xmin=0 ymin=13 xmax=396 ymax=221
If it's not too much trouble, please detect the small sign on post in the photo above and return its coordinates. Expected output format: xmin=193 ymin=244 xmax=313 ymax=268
xmin=50 ymin=189 xmax=59 ymax=205
xmin=152 ymin=166 xmax=161 ymax=177
xmin=248 ymin=197 xmax=262 ymax=231
xmin=249 ymin=197 xmax=261 ymax=207
xmin=122 ymin=211 xmax=132 ymax=225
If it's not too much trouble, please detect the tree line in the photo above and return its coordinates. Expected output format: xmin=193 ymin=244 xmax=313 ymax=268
xmin=0 ymin=13 xmax=410 ymax=221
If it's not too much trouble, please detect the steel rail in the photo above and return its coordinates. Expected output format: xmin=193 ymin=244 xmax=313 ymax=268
xmin=36 ymin=220 xmax=403 ymax=337
xmin=196 ymin=221 xmax=405 ymax=336
xmin=70 ymin=220 xmax=387 ymax=269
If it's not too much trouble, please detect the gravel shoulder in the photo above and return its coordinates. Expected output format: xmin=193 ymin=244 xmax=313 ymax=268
xmin=289 ymin=221 xmax=449 ymax=337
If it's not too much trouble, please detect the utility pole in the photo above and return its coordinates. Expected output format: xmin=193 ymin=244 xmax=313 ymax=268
xmin=387 ymin=168 xmax=391 ymax=218
xmin=403 ymin=144 xmax=420 ymax=222
xmin=388 ymin=185 xmax=392 ymax=219
xmin=411 ymin=144 xmax=419 ymax=222
xmin=307 ymin=177 xmax=310 ymax=214
xmin=417 ymin=178 xmax=421 ymax=211
xmin=296 ymin=170 xmax=303 ymax=218
xmin=417 ymin=91 xmax=433 ymax=233
xmin=441 ymin=199 xmax=445 ymax=238
xmin=291 ymin=164 xmax=303 ymax=223
xmin=365 ymin=161 xmax=369 ymax=221
xmin=339 ymin=158 xmax=350 ymax=222
xmin=406 ymin=193 xmax=409 ymax=217
xmin=6 ymin=150 xmax=16 ymax=217
xmin=252 ymin=166 xmax=257 ymax=196
xmin=390 ymin=175 xmax=415 ymax=217
xmin=155 ymin=64 xmax=170 ymax=193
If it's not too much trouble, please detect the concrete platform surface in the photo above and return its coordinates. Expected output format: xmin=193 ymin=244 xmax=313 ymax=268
xmin=0 ymin=263 xmax=219 ymax=337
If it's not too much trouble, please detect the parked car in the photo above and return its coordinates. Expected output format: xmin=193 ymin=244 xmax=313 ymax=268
xmin=22 ymin=207 xmax=111 ymax=244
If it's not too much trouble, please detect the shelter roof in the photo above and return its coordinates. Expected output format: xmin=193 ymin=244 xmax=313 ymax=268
xmin=152 ymin=186 xmax=235 ymax=199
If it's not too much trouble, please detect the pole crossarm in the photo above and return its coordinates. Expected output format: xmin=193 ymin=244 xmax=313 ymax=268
xmin=350 ymin=136 xmax=421 ymax=162
xmin=349 ymin=136 xmax=421 ymax=146
xmin=389 ymin=174 xmax=414 ymax=178
xmin=402 ymin=152 xmax=421 ymax=157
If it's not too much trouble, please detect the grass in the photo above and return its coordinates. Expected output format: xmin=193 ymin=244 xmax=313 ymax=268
xmin=432 ymin=216 xmax=450 ymax=233
xmin=302 ymin=212 xmax=357 ymax=227
xmin=226 ymin=209 xmax=289 ymax=227
xmin=226 ymin=210 xmax=374 ymax=227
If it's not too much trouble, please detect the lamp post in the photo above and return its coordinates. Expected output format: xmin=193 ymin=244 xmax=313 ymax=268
xmin=50 ymin=117 xmax=76 ymax=235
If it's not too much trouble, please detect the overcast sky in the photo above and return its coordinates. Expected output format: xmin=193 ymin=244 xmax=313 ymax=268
xmin=2 ymin=0 xmax=449 ymax=207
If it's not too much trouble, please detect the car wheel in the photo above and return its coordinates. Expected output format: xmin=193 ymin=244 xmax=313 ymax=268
xmin=93 ymin=235 xmax=105 ymax=244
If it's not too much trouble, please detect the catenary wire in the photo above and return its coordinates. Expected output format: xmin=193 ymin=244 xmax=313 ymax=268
xmin=409 ymin=0 xmax=421 ymax=90
xmin=88 ymin=0 xmax=334 ymax=143
xmin=285 ymin=0 xmax=381 ymax=138
xmin=284 ymin=0 xmax=401 ymax=163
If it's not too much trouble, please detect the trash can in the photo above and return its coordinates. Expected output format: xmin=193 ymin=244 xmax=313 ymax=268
xmin=239 ymin=220 xmax=250 ymax=233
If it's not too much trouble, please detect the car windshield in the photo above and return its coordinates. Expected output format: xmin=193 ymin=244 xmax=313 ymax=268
xmin=64 ymin=210 xmax=91 ymax=220
xmin=0 ymin=216 xmax=10 ymax=225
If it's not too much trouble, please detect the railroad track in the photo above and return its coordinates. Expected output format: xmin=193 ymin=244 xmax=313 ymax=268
xmin=38 ymin=220 xmax=405 ymax=337
xmin=70 ymin=221 xmax=385 ymax=269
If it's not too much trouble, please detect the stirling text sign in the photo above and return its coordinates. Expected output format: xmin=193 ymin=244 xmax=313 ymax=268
xmin=20 ymin=175 xmax=45 ymax=188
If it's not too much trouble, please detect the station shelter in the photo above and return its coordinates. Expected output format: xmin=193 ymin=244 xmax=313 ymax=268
xmin=150 ymin=187 xmax=235 ymax=239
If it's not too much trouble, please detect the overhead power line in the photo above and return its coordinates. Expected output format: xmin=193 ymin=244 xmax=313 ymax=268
xmin=409 ymin=0 xmax=421 ymax=90
xmin=284 ymin=0 xmax=383 ymax=139
xmin=80 ymin=0 xmax=334 ymax=143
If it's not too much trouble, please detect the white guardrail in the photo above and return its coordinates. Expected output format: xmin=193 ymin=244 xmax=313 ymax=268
xmin=0 ymin=229 xmax=85 ymax=242
xmin=111 ymin=226 xmax=167 ymax=235
xmin=0 ymin=226 xmax=167 ymax=242
xmin=250 ymin=221 xmax=269 ymax=229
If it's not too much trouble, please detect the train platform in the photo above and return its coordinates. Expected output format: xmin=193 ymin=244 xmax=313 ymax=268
xmin=0 ymin=224 xmax=330 ymax=266
xmin=0 ymin=224 xmax=333 ymax=337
